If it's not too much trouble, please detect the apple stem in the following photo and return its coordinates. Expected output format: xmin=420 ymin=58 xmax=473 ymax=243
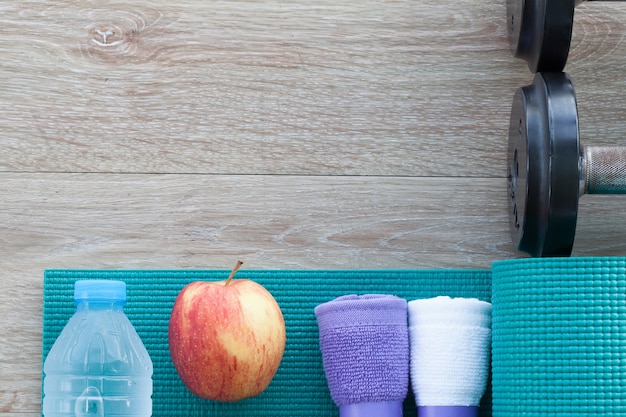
xmin=226 ymin=260 xmax=243 ymax=285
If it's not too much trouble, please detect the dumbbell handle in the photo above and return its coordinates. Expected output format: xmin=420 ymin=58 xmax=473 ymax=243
xmin=582 ymin=146 xmax=626 ymax=194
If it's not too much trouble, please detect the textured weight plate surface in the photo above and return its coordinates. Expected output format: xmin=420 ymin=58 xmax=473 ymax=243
xmin=508 ymin=73 xmax=580 ymax=257
xmin=508 ymin=0 xmax=576 ymax=72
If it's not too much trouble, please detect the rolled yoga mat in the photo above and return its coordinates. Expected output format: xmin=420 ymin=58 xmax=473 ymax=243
xmin=492 ymin=257 xmax=626 ymax=416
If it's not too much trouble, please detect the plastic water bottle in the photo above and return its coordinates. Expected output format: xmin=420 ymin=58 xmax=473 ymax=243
xmin=43 ymin=280 xmax=153 ymax=417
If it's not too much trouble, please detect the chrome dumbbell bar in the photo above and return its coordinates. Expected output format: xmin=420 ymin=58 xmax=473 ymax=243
xmin=507 ymin=72 xmax=626 ymax=257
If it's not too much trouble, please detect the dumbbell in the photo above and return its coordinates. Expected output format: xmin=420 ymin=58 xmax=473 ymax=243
xmin=507 ymin=72 xmax=626 ymax=257
xmin=508 ymin=0 xmax=621 ymax=73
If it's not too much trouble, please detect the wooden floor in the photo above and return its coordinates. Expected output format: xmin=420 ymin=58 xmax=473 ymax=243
xmin=2 ymin=0 xmax=626 ymax=414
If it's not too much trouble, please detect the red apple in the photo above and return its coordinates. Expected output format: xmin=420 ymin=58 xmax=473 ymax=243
xmin=168 ymin=261 xmax=286 ymax=402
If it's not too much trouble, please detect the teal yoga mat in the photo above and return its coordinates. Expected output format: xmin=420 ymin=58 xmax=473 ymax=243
xmin=492 ymin=257 xmax=626 ymax=416
xmin=43 ymin=269 xmax=491 ymax=417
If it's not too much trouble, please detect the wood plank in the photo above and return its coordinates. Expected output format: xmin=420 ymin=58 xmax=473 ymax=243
xmin=1 ymin=1 xmax=624 ymax=177
xmin=570 ymin=3 xmax=626 ymax=148
xmin=0 ymin=174 xmax=515 ymax=271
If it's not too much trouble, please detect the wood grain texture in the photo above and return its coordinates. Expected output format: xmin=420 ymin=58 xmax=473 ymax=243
xmin=1 ymin=1 xmax=622 ymax=177
xmin=1 ymin=0 xmax=626 ymax=414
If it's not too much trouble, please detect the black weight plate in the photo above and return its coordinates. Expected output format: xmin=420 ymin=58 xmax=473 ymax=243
xmin=508 ymin=73 xmax=580 ymax=257
xmin=508 ymin=75 xmax=550 ymax=256
xmin=508 ymin=0 xmax=576 ymax=72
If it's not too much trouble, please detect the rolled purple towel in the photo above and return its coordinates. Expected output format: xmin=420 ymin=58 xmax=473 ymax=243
xmin=314 ymin=294 xmax=409 ymax=417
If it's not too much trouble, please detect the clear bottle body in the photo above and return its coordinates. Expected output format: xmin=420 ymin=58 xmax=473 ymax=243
xmin=43 ymin=297 xmax=153 ymax=417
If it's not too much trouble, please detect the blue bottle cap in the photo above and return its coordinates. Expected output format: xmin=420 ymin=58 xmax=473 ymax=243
xmin=74 ymin=280 xmax=126 ymax=303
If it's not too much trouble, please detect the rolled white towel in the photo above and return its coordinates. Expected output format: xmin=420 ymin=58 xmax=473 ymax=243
xmin=408 ymin=296 xmax=491 ymax=417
